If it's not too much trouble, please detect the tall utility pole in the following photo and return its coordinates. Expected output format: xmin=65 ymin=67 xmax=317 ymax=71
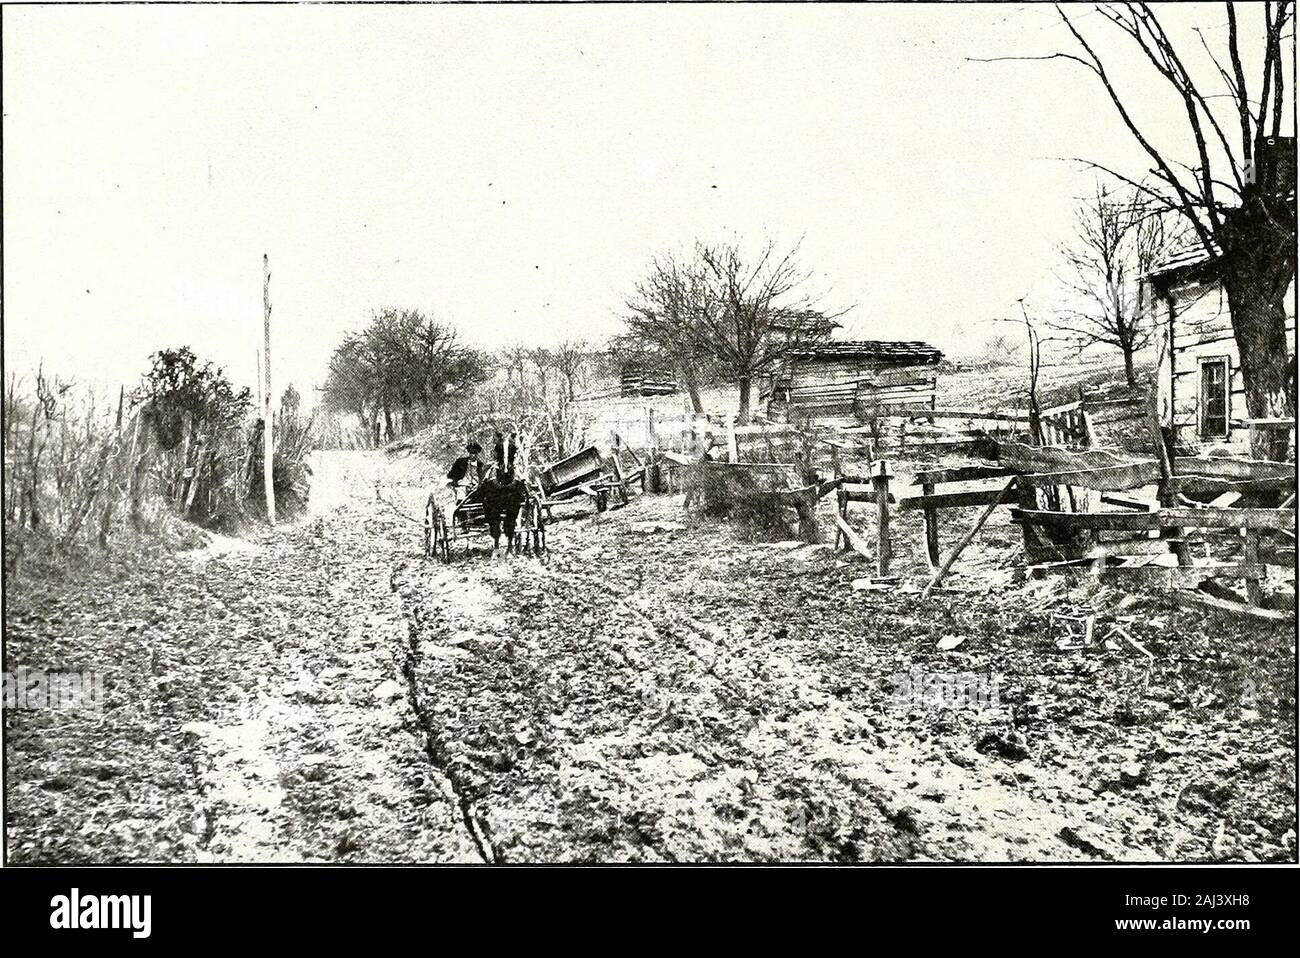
xmin=263 ymin=254 xmax=277 ymax=525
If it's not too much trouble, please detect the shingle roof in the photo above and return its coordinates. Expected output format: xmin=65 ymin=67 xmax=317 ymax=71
xmin=1146 ymin=238 xmax=1221 ymax=282
xmin=789 ymin=340 xmax=943 ymax=365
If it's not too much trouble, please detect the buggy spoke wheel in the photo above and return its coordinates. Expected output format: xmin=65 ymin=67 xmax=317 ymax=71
xmin=423 ymin=495 xmax=436 ymax=558
xmin=432 ymin=508 xmax=451 ymax=563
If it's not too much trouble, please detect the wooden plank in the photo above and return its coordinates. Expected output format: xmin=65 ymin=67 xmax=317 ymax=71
xmin=1170 ymin=474 xmax=1295 ymax=496
xmin=814 ymin=477 xmax=843 ymax=500
xmin=873 ymin=463 xmax=892 ymax=577
xmin=659 ymin=451 xmax=695 ymax=467
xmin=699 ymin=461 xmax=795 ymax=472
xmin=883 ymin=438 xmax=1000 ymax=456
xmin=1082 ymin=410 xmax=1098 ymax=447
xmin=910 ymin=464 xmax=1018 ymax=486
xmin=1164 ymin=507 xmax=1295 ymax=530
xmin=834 ymin=513 xmax=873 ymax=561
xmin=1012 ymin=507 xmax=1294 ymax=532
xmin=922 ymin=480 xmax=941 ymax=568
xmin=1243 ymin=531 xmax=1264 ymax=605
xmin=843 ymin=489 xmax=896 ymax=504
xmin=1148 ymin=395 xmax=1193 ymax=567
xmin=997 ymin=440 xmax=1138 ymax=474
xmin=898 ymin=488 xmax=1013 ymax=512
xmin=1015 ymin=461 xmax=1159 ymax=492
xmin=1084 ymin=538 xmax=1175 ymax=558
xmin=911 ymin=409 xmax=1032 ymax=423
xmin=1173 ymin=456 xmax=1294 ymax=481
xmin=1169 ymin=590 xmax=1291 ymax=623
xmin=1100 ymin=492 xmax=1156 ymax=511
xmin=1011 ymin=509 xmax=1154 ymax=532
xmin=1082 ymin=395 xmax=1146 ymax=410
xmin=732 ymin=423 xmax=802 ymax=437
xmin=1039 ymin=399 xmax=1083 ymax=418
xmin=1233 ymin=417 xmax=1296 ymax=428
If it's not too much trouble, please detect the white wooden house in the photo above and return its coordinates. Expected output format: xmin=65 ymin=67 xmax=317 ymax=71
xmin=1146 ymin=247 xmax=1296 ymax=454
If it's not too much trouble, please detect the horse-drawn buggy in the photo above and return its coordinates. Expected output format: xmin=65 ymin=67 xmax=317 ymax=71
xmin=422 ymin=434 xmax=647 ymax=561
xmin=424 ymin=466 xmax=548 ymax=562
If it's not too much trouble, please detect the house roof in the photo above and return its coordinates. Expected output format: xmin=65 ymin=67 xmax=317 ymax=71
xmin=1145 ymin=238 xmax=1222 ymax=287
xmin=788 ymin=340 xmax=943 ymax=365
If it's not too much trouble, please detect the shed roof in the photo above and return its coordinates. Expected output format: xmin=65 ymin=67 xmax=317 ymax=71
xmin=787 ymin=340 xmax=943 ymax=365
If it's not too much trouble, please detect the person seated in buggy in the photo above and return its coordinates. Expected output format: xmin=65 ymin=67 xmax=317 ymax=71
xmin=446 ymin=440 xmax=486 ymax=504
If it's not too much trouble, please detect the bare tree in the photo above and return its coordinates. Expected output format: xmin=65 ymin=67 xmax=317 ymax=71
xmin=549 ymin=338 xmax=591 ymax=406
xmin=626 ymin=239 xmax=843 ymax=422
xmin=530 ymin=338 xmax=592 ymax=457
xmin=979 ymin=2 xmax=1296 ymax=457
xmin=1048 ymin=183 xmax=1183 ymax=384
xmin=624 ymin=252 xmax=714 ymax=414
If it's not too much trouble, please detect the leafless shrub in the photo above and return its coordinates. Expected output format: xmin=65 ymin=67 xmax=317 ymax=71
xmin=683 ymin=464 xmax=806 ymax=541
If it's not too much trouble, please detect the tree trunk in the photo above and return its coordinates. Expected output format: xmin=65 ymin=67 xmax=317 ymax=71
xmin=680 ymin=363 xmax=705 ymax=415
xmin=1221 ymin=240 xmax=1295 ymax=461
xmin=737 ymin=376 xmax=752 ymax=424
xmin=1121 ymin=345 xmax=1137 ymax=386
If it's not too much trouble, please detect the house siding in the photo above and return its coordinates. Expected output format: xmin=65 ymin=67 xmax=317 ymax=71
xmin=1152 ymin=272 xmax=1296 ymax=454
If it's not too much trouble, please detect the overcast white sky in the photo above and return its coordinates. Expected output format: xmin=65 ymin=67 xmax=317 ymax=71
xmin=3 ymin=2 xmax=1287 ymax=404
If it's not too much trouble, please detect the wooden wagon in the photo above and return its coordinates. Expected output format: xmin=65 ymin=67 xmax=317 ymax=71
xmin=532 ymin=442 xmax=647 ymax=515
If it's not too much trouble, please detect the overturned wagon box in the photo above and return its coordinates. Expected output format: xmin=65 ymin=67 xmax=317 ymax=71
xmin=539 ymin=445 xmax=605 ymax=494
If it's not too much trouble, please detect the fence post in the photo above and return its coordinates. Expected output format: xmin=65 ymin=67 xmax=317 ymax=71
xmin=871 ymin=459 xmax=892 ymax=576
xmin=1244 ymin=531 xmax=1263 ymax=606
xmin=836 ymin=486 xmax=848 ymax=551
xmin=922 ymin=479 xmax=940 ymax=567
xmin=1147 ymin=390 xmax=1189 ymax=566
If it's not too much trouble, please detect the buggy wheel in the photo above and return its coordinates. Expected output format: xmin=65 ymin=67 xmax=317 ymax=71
xmin=533 ymin=500 xmax=548 ymax=560
xmin=523 ymin=500 xmax=542 ymax=557
xmin=432 ymin=508 xmax=452 ymax=563
xmin=423 ymin=495 xmax=436 ymax=558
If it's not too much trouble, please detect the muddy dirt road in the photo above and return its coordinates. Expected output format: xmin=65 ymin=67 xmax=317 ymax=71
xmin=6 ymin=450 xmax=1294 ymax=862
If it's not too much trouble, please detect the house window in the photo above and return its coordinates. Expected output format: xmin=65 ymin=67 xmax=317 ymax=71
xmin=1199 ymin=357 xmax=1230 ymax=439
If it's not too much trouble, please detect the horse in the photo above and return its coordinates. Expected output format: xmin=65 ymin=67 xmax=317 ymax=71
xmin=478 ymin=469 xmax=528 ymax=554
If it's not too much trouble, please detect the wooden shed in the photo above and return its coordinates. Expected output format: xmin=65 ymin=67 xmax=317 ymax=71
xmin=759 ymin=340 xmax=943 ymax=427
xmin=619 ymin=363 xmax=678 ymax=397
xmin=1146 ymin=246 xmax=1296 ymax=454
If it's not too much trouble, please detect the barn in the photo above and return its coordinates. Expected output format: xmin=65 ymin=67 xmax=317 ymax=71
xmin=1146 ymin=246 xmax=1296 ymax=455
xmin=759 ymin=340 xmax=944 ymax=427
